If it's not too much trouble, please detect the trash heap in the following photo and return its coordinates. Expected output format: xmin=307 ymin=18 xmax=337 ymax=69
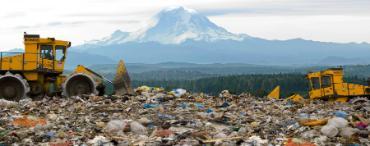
xmin=0 ymin=87 xmax=369 ymax=146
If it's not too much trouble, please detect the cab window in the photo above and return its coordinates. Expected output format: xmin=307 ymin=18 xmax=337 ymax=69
xmin=311 ymin=77 xmax=320 ymax=90
xmin=40 ymin=45 xmax=53 ymax=60
xmin=321 ymin=76 xmax=332 ymax=88
xmin=55 ymin=45 xmax=66 ymax=61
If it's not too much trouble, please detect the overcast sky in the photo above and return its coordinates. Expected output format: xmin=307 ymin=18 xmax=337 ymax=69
xmin=1 ymin=0 xmax=370 ymax=50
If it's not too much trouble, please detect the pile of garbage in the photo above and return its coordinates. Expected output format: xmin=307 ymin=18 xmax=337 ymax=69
xmin=0 ymin=87 xmax=369 ymax=145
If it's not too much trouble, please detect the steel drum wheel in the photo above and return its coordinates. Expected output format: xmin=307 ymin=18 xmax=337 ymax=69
xmin=64 ymin=74 xmax=96 ymax=97
xmin=0 ymin=73 xmax=28 ymax=101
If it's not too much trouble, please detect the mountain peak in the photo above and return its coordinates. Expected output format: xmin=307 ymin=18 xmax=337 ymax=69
xmin=88 ymin=6 xmax=247 ymax=45
xmin=161 ymin=6 xmax=198 ymax=14
xmin=133 ymin=6 xmax=245 ymax=44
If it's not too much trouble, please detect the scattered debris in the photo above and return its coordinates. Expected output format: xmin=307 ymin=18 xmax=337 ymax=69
xmin=12 ymin=116 xmax=47 ymax=128
xmin=0 ymin=99 xmax=17 ymax=108
xmin=0 ymin=87 xmax=369 ymax=145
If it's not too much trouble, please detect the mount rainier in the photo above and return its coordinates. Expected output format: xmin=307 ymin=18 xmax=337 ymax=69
xmin=71 ymin=6 xmax=370 ymax=66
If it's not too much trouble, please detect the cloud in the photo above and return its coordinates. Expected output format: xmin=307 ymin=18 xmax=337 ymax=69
xmin=1 ymin=12 xmax=26 ymax=18
xmin=199 ymin=8 xmax=252 ymax=16
xmin=64 ymin=10 xmax=152 ymax=18
xmin=196 ymin=0 xmax=370 ymax=16
xmin=12 ymin=20 xmax=140 ymax=29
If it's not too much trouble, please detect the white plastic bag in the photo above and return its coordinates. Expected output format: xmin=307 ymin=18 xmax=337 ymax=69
xmin=340 ymin=127 xmax=356 ymax=138
xmin=130 ymin=121 xmax=147 ymax=135
xmin=173 ymin=88 xmax=187 ymax=97
xmin=321 ymin=125 xmax=338 ymax=137
xmin=327 ymin=117 xmax=348 ymax=128
xmin=105 ymin=120 xmax=129 ymax=136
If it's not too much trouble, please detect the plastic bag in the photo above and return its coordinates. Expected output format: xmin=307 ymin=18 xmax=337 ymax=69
xmin=105 ymin=120 xmax=129 ymax=136
xmin=130 ymin=121 xmax=147 ymax=135
xmin=173 ymin=88 xmax=187 ymax=97
xmin=327 ymin=117 xmax=348 ymax=128
xmin=340 ymin=127 xmax=356 ymax=138
xmin=321 ymin=125 xmax=338 ymax=137
xmin=334 ymin=111 xmax=348 ymax=119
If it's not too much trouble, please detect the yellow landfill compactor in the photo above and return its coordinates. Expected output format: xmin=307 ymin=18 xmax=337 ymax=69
xmin=307 ymin=67 xmax=370 ymax=102
xmin=268 ymin=67 xmax=370 ymax=103
xmin=0 ymin=33 xmax=128 ymax=101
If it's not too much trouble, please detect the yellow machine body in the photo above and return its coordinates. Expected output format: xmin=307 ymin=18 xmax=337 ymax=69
xmin=1 ymin=34 xmax=70 ymax=74
xmin=0 ymin=34 xmax=116 ymax=100
xmin=307 ymin=68 xmax=370 ymax=102
xmin=0 ymin=34 xmax=70 ymax=96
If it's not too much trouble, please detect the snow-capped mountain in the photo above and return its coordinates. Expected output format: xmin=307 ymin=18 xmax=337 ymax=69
xmin=89 ymin=6 xmax=247 ymax=45
xmin=71 ymin=6 xmax=370 ymax=66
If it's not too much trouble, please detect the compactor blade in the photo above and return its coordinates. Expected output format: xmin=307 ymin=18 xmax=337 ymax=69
xmin=286 ymin=93 xmax=305 ymax=103
xmin=267 ymin=86 xmax=280 ymax=99
xmin=113 ymin=60 xmax=134 ymax=95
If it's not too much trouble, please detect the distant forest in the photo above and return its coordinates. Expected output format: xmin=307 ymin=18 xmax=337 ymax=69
xmin=132 ymin=74 xmax=367 ymax=97
xmin=92 ymin=63 xmax=370 ymax=97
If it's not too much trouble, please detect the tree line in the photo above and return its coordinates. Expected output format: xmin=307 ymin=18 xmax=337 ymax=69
xmin=132 ymin=74 xmax=367 ymax=97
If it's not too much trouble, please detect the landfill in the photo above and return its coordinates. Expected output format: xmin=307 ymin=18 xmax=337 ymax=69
xmin=0 ymin=87 xmax=369 ymax=146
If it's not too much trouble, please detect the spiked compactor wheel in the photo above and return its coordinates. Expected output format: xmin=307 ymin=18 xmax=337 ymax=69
xmin=350 ymin=97 xmax=370 ymax=104
xmin=63 ymin=73 xmax=97 ymax=97
xmin=0 ymin=72 xmax=30 ymax=101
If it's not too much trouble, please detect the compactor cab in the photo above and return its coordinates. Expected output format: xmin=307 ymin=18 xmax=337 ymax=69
xmin=23 ymin=33 xmax=70 ymax=73
xmin=307 ymin=68 xmax=370 ymax=102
